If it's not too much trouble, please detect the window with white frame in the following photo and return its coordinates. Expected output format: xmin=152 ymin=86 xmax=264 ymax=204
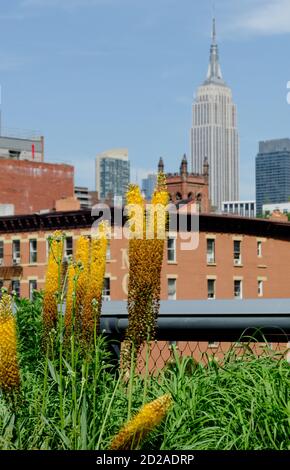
xmin=29 ymin=280 xmax=37 ymax=301
xmin=258 ymin=280 xmax=263 ymax=297
xmin=167 ymin=237 xmax=176 ymax=262
xmin=0 ymin=240 xmax=3 ymax=265
xmin=12 ymin=240 xmax=21 ymax=264
xmin=102 ymin=277 xmax=110 ymax=301
xmin=207 ymin=239 xmax=215 ymax=264
xmin=234 ymin=280 xmax=242 ymax=299
xmin=65 ymin=237 xmax=73 ymax=259
xmin=168 ymin=278 xmax=177 ymax=300
xmin=233 ymin=240 xmax=242 ymax=265
xmin=29 ymin=239 xmax=37 ymax=264
xmin=207 ymin=279 xmax=216 ymax=299
xmin=106 ymin=240 xmax=111 ymax=260
xmin=12 ymin=280 xmax=20 ymax=297
xmin=257 ymin=241 xmax=262 ymax=257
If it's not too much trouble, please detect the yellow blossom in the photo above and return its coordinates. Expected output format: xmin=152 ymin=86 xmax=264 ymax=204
xmin=43 ymin=231 xmax=64 ymax=332
xmin=110 ymin=394 xmax=173 ymax=450
xmin=122 ymin=175 xmax=168 ymax=372
xmin=75 ymin=236 xmax=90 ymax=326
xmin=0 ymin=293 xmax=20 ymax=392
xmin=82 ymin=222 xmax=107 ymax=342
xmin=64 ymin=263 xmax=76 ymax=337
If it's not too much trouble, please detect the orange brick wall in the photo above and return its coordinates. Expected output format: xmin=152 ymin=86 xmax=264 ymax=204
xmin=0 ymin=159 xmax=74 ymax=215
xmin=0 ymin=228 xmax=290 ymax=300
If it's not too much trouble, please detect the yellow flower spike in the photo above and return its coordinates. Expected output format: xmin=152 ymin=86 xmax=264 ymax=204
xmin=75 ymin=236 xmax=90 ymax=324
xmin=82 ymin=222 xmax=107 ymax=343
xmin=64 ymin=263 xmax=76 ymax=337
xmin=126 ymin=184 xmax=145 ymax=240
xmin=110 ymin=394 xmax=173 ymax=450
xmin=0 ymin=293 xmax=20 ymax=392
xmin=43 ymin=231 xmax=64 ymax=333
xmin=123 ymin=174 xmax=169 ymax=374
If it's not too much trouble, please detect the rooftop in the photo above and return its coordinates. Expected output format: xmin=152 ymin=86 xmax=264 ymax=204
xmin=0 ymin=209 xmax=289 ymax=240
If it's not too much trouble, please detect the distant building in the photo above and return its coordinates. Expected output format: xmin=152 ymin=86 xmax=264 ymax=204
xmin=256 ymin=138 xmax=290 ymax=215
xmin=159 ymin=154 xmax=210 ymax=213
xmin=0 ymin=133 xmax=44 ymax=162
xmin=222 ymin=201 xmax=256 ymax=218
xmin=263 ymin=202 xmax=290 ymax=216
xmin=0 ymin=159 xmax=74 ymax=215
xmin=75 ymin=186 xmax=92 ymax=209
xmin=191 ymin=18 xmax=239 ymax=210
xmin=95 ymin=148 xmax=130 ymax=201
xmin=141 ymin=174 xmax=157 ymax=200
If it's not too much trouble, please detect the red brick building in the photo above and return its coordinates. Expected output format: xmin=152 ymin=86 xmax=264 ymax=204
xmin=0 ymin=159 xmax=74 ymax=215
xmin=0 ymin=209 xmax=289 ymax=302
xmin=160 ymin=155 xmax=210 ymax=212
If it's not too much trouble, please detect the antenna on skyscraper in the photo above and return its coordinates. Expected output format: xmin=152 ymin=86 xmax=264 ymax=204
xmin=211 ymin=1 xmax=216 ymax=43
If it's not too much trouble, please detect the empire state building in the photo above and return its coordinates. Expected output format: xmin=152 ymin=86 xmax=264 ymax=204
xmin=190 ymin=19 xmax=239 ymax=210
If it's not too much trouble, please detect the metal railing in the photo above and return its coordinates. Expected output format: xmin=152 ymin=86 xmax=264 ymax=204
xmin=100 ymin=299 xmax=290 ymax=372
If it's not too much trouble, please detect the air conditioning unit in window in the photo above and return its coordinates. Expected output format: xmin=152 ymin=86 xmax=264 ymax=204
xmin=0 ymin=259 xmax=3 ymax=266
xmin=234 ymin=259 xmax=241 ymax=266
xmin=102 ymin=295 xmax=111 ymax=302
xmin=13 ymin=257 xmax=21 ymax=265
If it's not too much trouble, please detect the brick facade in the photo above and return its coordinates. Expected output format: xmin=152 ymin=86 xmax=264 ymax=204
xmin=159 ymin=155 xmax=210 ymax=212
xmin=0 ymin=210 xmax=289 ymax=301
xmin=0 ymin=159 xmax=74 ymax=215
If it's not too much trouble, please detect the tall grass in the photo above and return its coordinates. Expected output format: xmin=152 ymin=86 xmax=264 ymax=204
xmin=0 ymin=297 xmax=289 ymax=450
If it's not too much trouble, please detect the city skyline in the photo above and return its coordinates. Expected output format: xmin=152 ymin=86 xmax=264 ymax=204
xmin=0 ymin=1 xmax=289 ymax=197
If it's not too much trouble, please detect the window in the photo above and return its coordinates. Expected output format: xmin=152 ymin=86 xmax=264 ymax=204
xmin=168 ymin=278 xmax=177 ymax=300
xmin=29 ymin=239 xmax=37 ymax=264
xmin=102 ymin=277 xmax=110 ymax=301
xmin=207 ymin=279 xmax=216 ymax=299
xmin=0 ymin=240 xmax=3 ymax=264
xmin=29 ymin=280 xmax=37 ymax=301
xmin=65 ymin=237 xmax=73 ymax=258
xmin=0 ymin=280 xmax=3 ymax=292
xmin=234 ymin=280 xmax=242 ymax=299
xmin=208 ymin=341 xmax=219 ymax=348
xmin=9 ymin=150 xmax=20 ymax=160
xmin=258 ymin=280 xmax=263 ymax=297
xmin=233 ymin=240 xmax=242 ymax=265
xmin=257 ymin=241 xmax=262 ymax=257
xmin=12 ymin=280 xmax=20 ymax=297
xmin=207 ymin=239 xmax=215 ymax=264
xmin=46 ymin=239 xmax=50 ymax=259
xmin=167 ymin=237 xmax=176 ymax=262
xmin=12 ymin=240 xmax=21 ymax=264
xmin=106 ymin=240 xmax=111 ymax=260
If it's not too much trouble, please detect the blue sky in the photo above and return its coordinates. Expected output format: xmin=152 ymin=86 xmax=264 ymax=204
xmin=0 ymin=0 xmax=289 ymax=198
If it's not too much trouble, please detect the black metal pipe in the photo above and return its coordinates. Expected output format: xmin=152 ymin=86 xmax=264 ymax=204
xmin=100 ymin=299 xmax=290 ymax=342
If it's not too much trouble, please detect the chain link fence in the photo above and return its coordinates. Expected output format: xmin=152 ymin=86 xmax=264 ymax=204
xmin=134 ymin=339 xmax=290 ymax=374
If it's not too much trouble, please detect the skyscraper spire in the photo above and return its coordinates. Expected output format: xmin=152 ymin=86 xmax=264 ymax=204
xmin=204 ymin=17 xmax=225 ymax=85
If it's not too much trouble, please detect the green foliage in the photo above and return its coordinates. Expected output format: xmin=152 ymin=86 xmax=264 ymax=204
xmin=0 ymin=305 xmax=290 ymax=451
xmin=15 ymin=293 xmax=43 ymax=371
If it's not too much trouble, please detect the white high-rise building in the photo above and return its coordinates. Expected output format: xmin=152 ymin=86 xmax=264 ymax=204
xmin=191 ymin=19 xmax=239 ymax=211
